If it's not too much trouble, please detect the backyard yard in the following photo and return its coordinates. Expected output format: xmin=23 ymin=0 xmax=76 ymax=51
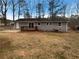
xmin=0 ymin=31 xmax=79 ymax=59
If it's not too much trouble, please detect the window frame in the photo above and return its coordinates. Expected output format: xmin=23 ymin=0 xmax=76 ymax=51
xmin=58 ymin=22 xmax=62 ymax=26
xmin=38 ymin=23 xmax=40 ymax=25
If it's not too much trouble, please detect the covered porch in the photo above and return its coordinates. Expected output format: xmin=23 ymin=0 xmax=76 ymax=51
xmin=20 ymin=23 xmax=38 ymax=31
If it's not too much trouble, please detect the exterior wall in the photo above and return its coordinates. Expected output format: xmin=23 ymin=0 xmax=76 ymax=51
xmin=17 ymin=21 xmax=68 ymax=32
xmin=37 ymin=22 xmax=68 ymax=32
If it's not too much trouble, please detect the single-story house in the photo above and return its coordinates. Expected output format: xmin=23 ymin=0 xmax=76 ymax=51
xmin=16 ymin=17 xmax=69 ymax=32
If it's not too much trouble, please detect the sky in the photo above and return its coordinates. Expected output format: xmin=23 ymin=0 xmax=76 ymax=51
xmin=6 ymin=0 xmax=76 ymax=20
xmin=64 ymin=0 xmax=75 ymax=16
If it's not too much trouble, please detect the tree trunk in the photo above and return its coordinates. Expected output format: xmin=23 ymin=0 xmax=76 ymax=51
xmin=4 ymin=4 xmax=7 ymax=26
xmin=13 ymin=5 xmax=15 ymax=22
xmin=18 ymin=4 xmax=20 ymax=19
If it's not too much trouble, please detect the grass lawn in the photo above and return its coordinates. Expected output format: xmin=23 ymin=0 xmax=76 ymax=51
xmin=0 ymin=31 xmax=79 ymax=59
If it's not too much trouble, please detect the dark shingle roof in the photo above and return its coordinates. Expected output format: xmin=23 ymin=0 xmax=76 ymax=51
xmin=16 ymin=17 xmax=69 ymax=22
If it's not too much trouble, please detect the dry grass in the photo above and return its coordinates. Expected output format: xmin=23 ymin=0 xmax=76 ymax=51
xmin=0 ymin=31 xmax=79 ymax=59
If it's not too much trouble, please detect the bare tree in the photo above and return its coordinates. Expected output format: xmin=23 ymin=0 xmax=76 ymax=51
xmin=18 ymin=0 xmax=26 ymax=19
xmin=36 ymin=2 xmax=44 ymax=18
xmin=24 ymin=10 xmax=30 ymax=18
xmin=23 ymin=3 xmax=30 ymax=18
xmin=0 ymin=0 xmax=10 ymax=26
xmin=11 ymin=0 xmax=18 ymax=22
xmin=18 ymin=0 xmax=20 ymax=19
xmin=41 ymin=0 xmax=45 ymax=18
xmin=48 ymin=0 xmax=64 ymax=17
xmin=75 ymin=0 xmax=79 ymax=15
xmin=0 ymin=0 xmax=3 ymax=17
xmin=63 ymin=4 xmax=67 ymax=17
xmin=61 ymin=1 xmax=67 ymax=17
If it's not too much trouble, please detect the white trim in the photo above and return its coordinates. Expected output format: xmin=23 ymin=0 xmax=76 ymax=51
xmin=66 ymin=23 xmax=68 ymax=32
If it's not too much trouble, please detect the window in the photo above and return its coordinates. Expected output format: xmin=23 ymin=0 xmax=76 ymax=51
xmin=47 ymin=23 xmax=49 ymax=25
xmin=58 ymin=22 xmax=61 ymax=26
xmin=38 ymin=23 xmax=40 ymax=25
xmin=29 ymin=23 xmax=34 ymax=28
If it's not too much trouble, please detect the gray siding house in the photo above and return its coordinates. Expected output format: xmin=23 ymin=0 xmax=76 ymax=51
xmin=16 ymin=17 xmax=69 ymax=32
